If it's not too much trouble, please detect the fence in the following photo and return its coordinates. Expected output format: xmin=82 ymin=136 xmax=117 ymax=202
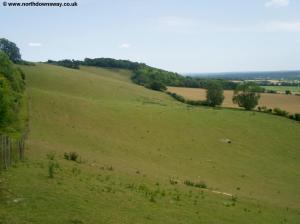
xmin=0 ymin=134 xmax=26 ymax=170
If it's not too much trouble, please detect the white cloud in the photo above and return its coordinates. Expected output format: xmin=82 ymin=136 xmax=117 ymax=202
xmin=265 ymin=0 xmax=290 ymax=8
xmin=28 ymin=42 xmax=42 ymax=47
xmin=119 ymin=43 xmax=131 ymax=49
xmin=266 ymin=21 xmax=300 ymax=32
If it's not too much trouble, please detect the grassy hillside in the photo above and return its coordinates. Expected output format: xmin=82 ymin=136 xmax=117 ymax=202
xmin=1 ymin=64 xmax=300 ymax=223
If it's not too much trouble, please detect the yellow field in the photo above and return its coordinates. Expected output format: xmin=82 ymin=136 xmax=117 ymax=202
xmin=167 ymin=87 xmax=300 ymax=114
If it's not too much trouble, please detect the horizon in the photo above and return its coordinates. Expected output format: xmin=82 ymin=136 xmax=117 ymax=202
xmin=1 ymin=0 xmax=300 ymax=73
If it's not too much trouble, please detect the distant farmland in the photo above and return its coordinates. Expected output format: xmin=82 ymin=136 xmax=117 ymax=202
xmin=262 ymin=86 xmax=300 ymax=94
xmin=167 ymin=87 xmax=300 ymax=114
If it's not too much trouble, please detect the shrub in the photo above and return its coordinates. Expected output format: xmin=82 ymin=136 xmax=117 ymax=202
xmin=266 ymin=90 xmax=277 ymax=94
xmin=289 ymin=113 xmax=300 ymax=121
xmin=145 ymin=81 xmax=166 ymax=91
xmin=184 ymin=180 xmax=207 ymax=189
xmin=0 ymin=51 xmax=25 ymax=129
xmin=169 ymin=178 xmax=178 ymax=185
xmin=166 ymin=92 xmax=186 ymax=103
xmin=186 ymin=100 xmax=206 ymax=106
xmin=258 ymin=106 xmax=272 ymax=113
xmin=184 ymin=180 xmax=194 ymax=187
xmin=231 ymin=195 xmax=238 ymax=202
xmin=273 ymin=108 xmax=289 ymax=117
xmin=194 ymin=181 xmax=207 ymax=189
xmin=64 ymin=152 xmax=79 ymax=162
xmin=285 ymin=90 xmax=292 ymax=95
xmin=47 ymin=153 xmax=59 ymax=178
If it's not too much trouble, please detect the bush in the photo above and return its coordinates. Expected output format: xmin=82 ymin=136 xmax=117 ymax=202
xmin=64 ymin=152 xmax=79 ymax=162
xmin=258 ymin=106 xmax=272 ymax=113
xmin=273 ymin=108 xmax=289 ymax=117
xmin=47 ymin=153 xmax=59 ymax=178
xmin=145 ymin=81 xmax=166 ymax=91
xmin=184 ymin=180 xmax=207 ymax=189
xmin=289 ymin=113 xmax=300 ymax=121
xmin=167 ymin=92 xmax=185 ymax=103
xmin=285 ymin=90 xmax=292 ymax=95
xmin=0 ymin=51 xmax=25 ymax=130
xmin=169 ymin=178 xmax=178 ymax=185
xmin=186 ymin=100 xmax=207 ymax=106
xmin=266 ymin=90 xmax=277 ymax=94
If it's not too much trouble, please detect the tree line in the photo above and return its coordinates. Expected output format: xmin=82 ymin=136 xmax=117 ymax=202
xmin=47 ymin=57 xmax=264 ymax=111
xmin=0 ymin=50 xmax=25 ymax=131
xmin=47 ymin=58 xmax=240 ymax=91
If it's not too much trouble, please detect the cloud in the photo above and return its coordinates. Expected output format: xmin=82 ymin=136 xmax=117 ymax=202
xmin=265 ymin=0 xmax=290 ymax=8
xmin=266 ymin=21 xmax=300 ymax=32
xmin=28 ymin=42 xmax=42 ymax=47
xmin=119 ymin=43 xmax=131 ymax=49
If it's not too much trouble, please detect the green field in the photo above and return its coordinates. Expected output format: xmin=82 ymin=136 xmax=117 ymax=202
xmin=262 ymin=85 xmax=300 ymax=93
xmin=1 ymin=64 xmax=300 ymax=223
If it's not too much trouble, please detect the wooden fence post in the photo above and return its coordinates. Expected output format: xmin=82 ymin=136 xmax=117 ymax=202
xmin=0 ymin=133 xmax=26 ymax=170
xmin=0 ymin=135 xmax=3 ymax=169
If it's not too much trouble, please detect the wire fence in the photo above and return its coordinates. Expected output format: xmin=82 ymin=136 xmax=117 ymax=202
xmin=0 ymin=134 xmax=26 ymax=170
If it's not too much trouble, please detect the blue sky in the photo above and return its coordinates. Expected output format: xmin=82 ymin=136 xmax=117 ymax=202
xmin=1 ymin=0 xmax=300 ymax=73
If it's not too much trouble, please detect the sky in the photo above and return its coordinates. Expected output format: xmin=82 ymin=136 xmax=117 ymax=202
xmin=1 ymin=0 xmax=300 ymax=73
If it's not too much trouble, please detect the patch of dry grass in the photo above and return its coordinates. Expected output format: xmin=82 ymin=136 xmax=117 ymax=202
xmin=167 ymin=87 xmax=300 ymax=113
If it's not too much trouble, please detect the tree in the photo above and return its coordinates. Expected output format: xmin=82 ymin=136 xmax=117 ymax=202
xmin=206 ymin=81 xmax=224 ymax=107
xmin=146 ymin=81 xmax=167 ymax=91
xmin=0 ymin=77 xmax=13 ymax=127
xmin=0 ymin=52 xmax=25 ymax=92
xmin=232 ymin=82 xmax=261 ymax=110
xmin=0 ymin=52 xmax=25 ymax=128
xmin=0 ymin=38 xmax=21 ymax=62
xmin=285 ymin=90 xmax=292 ymax=95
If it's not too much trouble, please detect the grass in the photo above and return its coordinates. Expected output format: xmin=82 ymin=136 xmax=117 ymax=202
xmin=0 ymin=64 xmax=300 ymax=223
xmin=167 ymin=86 xmax=300 ymax=114
xmin=262 ymin=85 xmax=300 ymax=94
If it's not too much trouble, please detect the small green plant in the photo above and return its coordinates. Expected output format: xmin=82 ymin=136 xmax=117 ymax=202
xmin=194 ymin=181 xmax=207 ymax=189
xmin=289 ymin=113 xmax=300 ymax=121
xmin=47 ymin=153 xmax=59 ymax=178
xmin=273 ymin=108 xmax=289 ymax=117
xmin=184 ymin=180 xmax=194 ymax=187
xmin=231 ymin=195 xmax=238 ymax=202
xmin=169 ymin=178 xmax=178 ymax=185
xmin=285 ymin=90 xmax=292 ymax=95
xmin=149 ymin=195 xmax=156 ymax=203
xmin=166 ymin=92 xmax=186 ymax=103
xmin=72 ymin=166 xmax=81 ymax=176
xmin=145 ymin=81 xmax=166 ymax=91
xmin=173 ymin=194 xmax=181 ymax=201
xmin=184 ymin=180 xmax=207 ymax=189
xmin=64 ymin=152 xmax=79 ymax=162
